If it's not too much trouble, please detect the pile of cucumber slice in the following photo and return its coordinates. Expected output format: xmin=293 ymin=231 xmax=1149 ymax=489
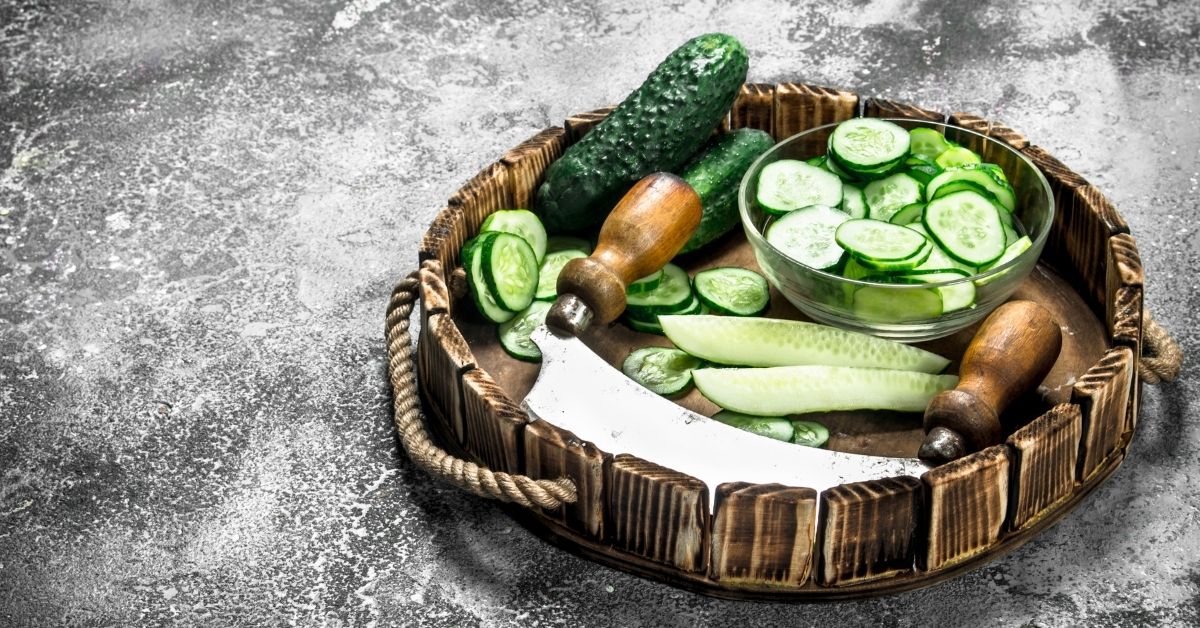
xmin=623 ymin=264 xmax=770 ymax=334
xmin=461 ymin=209 xmax=775 ymax=358
xmin=759 ymin=119 xmax=1035 ymax=319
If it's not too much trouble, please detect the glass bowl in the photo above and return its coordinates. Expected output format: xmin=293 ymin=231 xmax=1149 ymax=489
xmin=738 ymin=119 xmax=1055 ymax=342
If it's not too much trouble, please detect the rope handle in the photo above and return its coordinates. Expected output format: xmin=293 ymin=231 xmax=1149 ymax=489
xmin=385 ymin=272 xmax=577 ymax=509
xmin=1140 ymin=311 xmax=1182 ymax=384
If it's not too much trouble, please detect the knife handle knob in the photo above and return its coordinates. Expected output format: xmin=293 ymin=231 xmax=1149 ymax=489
xmin=920 ymin=300 xmax=1062 ymax=463
xmin=553 ymin=173 xmax=702 ymax=330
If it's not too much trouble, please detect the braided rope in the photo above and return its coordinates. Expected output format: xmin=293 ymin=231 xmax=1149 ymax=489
xmin=385 ymin=272 xmax=577 ymax=509
xmin=1140 ymin=311 xmax=1183 ymax=385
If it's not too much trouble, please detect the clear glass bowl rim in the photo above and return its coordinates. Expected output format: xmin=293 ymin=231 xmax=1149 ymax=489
xmin=737 ymin=118 xmax=1057 ymax=289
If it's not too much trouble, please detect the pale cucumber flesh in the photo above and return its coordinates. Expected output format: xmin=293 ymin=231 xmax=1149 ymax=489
xmin=693 ymin=365 xmax=958 ymax=415
xmin=659 ymin=315 xmax=950 ymax=373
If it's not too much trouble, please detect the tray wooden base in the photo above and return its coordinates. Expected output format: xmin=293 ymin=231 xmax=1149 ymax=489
xmin=406 ymin=84 xmax=1146 ymax=599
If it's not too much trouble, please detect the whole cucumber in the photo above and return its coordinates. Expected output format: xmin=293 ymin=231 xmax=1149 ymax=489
xmin=536 ymin=33 xmax=749 ymax=234
xmin=677 ymin=128 xmax=774 ymax=254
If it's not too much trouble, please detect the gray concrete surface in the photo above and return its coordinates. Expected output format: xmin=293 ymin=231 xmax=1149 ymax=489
xmin=2 ymin=0 xmax=1198 ymax=625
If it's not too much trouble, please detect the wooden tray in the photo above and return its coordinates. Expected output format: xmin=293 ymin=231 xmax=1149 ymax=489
xmin=408 ymin=83 xmax=1145 ymax=600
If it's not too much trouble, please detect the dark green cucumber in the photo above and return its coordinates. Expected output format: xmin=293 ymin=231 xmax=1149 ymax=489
xmin=677 ymin=128 xmax=774 ymax=254
xmin=535 ymin=34 xmax=749 ymax=234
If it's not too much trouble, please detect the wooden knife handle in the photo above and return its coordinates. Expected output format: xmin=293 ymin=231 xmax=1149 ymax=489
xmin=920 ymin=300 xmax=1062 ymax=462
xmin=552 ymin=173 xmax=702 ymax=331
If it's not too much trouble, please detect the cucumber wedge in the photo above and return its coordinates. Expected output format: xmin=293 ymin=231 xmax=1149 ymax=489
xmin=693 ymin=365 xmax=958 ymax=415
xmin=658 ymin=315 xmax=950 ymax=373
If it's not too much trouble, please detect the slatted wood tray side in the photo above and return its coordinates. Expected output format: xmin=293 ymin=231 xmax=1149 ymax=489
xmin=408 ymin=86 xmax=1145 ymax=599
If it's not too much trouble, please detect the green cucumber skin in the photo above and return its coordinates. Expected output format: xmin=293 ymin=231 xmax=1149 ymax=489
xmin=535 ymin=34 xmax=749 ymax=234
xmin=678 ymin=128 xmax=774 ymax=254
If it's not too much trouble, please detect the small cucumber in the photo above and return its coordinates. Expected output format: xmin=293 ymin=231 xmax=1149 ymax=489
xmin=678 ymin=128 xmax=774 ymax=254
xmin=536 ymin=34 xmax=749 ymax=233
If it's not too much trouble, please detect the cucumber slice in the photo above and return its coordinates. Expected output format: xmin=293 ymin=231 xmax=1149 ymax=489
xmin=791 ymin=420 xmax=830 ymax=448
xmin=905 ymin=270 xmax=976 ymax=312
xmin=765 ymin=205 xmax=851 ymax=270
xmin=756 ymin=160 xmax=844 ymax=214
xmin=910 ymin=237 xmax=977 ymax=274
xmin=835 ymin=219 xmax=928 ymax=262
xmin=975 ymin=235 xmax=1033 ymax=287
xmin=693 ymin=365 xmax=958 ymax=415
xmin=905 ymin=163 xmax=941 ymax=186
xmin=997 ymin=207 xmax=1021 ymax=245
xmin=658 ymin=315 xmax=950 ymax=373
xmin=926 ymin=164 xmax=1016 ymax=212
xmin=622 ymin=347 xmax=704 ymax=396
xmin=625 ymin=263 xmax=692 ymax=315
xmin=853 ymin=239 xmax=933 ymax=272
xmin=463 ymin=234 xmax=516 ymax=324
xmin=480 ymin=232 xmax=538 ymax=312
xmin=627 ymin=268 xmax=665 ymax=295
xmin=498 ymin=301 xmax=551 ymax=361
xmin=841 ymin=257 xmax=874 ymax=281
xmin=712 ymin=410 xmax=794 ymax=442
xmin=931 ymin=179 xmax=995 ymax=202
xmin=824 ymin=153 xmax=856 ymax=180
xmin=852 ymin=285 xmax=944 ymax=322
xmin=829 ymin=118 xmax=911 ymax=171
xmin=623 ymin=316 xmax=664 ymax=335
xmin=888 ymin=203 xmax=925 ymax=226
xmin=692 ymin=267 xmax=770 ymax=316
xmin=841 ymin=184 xmax=868 ymax=219
xmin=922 ymin=190 xmax=1007 ymax=266
xmin=481 ymin=209 xmax=548 ymax=264
xmin=934 ymin=146 xmax=982 ymax=169
xmin=864 ymin=172 xmax=924 ymax=222
xmin=909 ymin=128 xmax=952 ymax=159
xmin=546 ymin=235 xmax=593 ymax=254
xmin=535 ymin=249 xmax=587 ymax=301
xmin=805 ymin=155 xmax=828 ymax=167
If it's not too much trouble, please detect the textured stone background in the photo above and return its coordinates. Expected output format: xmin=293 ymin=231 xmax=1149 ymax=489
xmin=2 ymin=0 xmax=1198 ymax=625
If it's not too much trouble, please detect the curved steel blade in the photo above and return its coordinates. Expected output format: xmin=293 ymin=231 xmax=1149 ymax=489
xmin=522 ymin=325 xmax=931 ymax=509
